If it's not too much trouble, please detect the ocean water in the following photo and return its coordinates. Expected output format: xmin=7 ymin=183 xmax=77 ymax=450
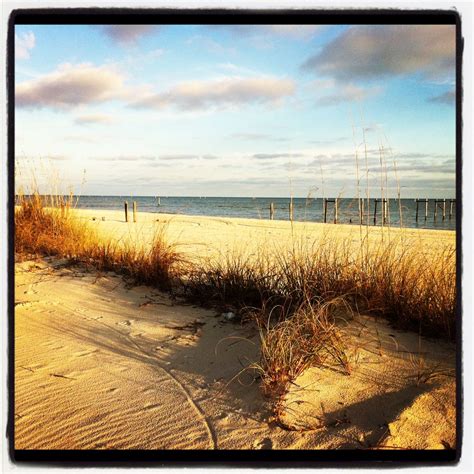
xmin=69 ymin=196 xmax=456 ymax=231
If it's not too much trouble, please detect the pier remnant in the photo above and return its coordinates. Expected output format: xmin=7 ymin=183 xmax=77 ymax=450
xmin=449 ymin=199 xmax=455 ymax=219
xmin=124 ymin=201 xmax=129 ymax=223
xmin=133 ymin=201 xmax=137 ymax=223
xmin=323 ymin=198 xmax=338 ymax=224
xmin=270 ymin=202 xmax=274 ymax=220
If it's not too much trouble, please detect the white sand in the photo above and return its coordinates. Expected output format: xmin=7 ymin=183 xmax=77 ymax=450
xmin=71 ymin=208 xmax=455 ymax=262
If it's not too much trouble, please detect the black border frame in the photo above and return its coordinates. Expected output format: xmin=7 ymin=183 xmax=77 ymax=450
xmin=7 ymin=8 xmax=463 ymax=466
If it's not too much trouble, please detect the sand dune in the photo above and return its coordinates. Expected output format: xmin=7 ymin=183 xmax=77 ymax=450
xmin=15 ymin=256 xmax=456 ymax=450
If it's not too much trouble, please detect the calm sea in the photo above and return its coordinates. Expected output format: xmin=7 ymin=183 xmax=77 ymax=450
xmin=69 ymin=196 xmax=456 ymax=231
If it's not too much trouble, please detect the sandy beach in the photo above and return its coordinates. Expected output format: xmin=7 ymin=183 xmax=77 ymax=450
xmin=71 ymin=208 xmax=455 ymax=262
xmin=15 ymin=210 xmax=456 ymax=450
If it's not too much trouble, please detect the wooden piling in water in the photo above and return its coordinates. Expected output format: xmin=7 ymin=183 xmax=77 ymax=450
xmin=383 ymin=199 xmax=388 ymax=224
xmin=442 ymin=199 xmax=446 ymax=220
xmin=270 ymin=202 xmax=274 ymax=220
xmin=334 ymin=198 xmax=338 ymax=224
xmin=373 ymin=199 xmax=378 ymax=225
xmin=133 ymin=201 xmax=137 ymax=223
xmin=157 ymin=197 xmax=161 ymax=206
xmin=424 ymin=199 xmax=428 ymax=220
xmin=124 ymin=201 xmax=129 ymax=223
xmin=415 ymin=199 xmax=419 ymax=222
xmin=323 ymin=198 xmax=328 ymax=223
xmin=449 ymin=199 xmax=455 ymax=219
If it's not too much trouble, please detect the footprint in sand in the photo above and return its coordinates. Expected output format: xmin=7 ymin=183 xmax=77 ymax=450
xmin=253 ymin=438 xmax=273 ymax=450
xmin=117 ymin=320 xmax=133 ymax=327
xmin=81 ymin=315 xmax=103 ymax=321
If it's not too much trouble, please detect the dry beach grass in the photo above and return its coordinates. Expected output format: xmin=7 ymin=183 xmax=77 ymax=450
xmin=14 ymin=192 xmax=457 ymax=449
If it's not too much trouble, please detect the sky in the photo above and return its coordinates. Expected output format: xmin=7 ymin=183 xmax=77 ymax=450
xmin=15 ymin=24 xmax=456 ymax=198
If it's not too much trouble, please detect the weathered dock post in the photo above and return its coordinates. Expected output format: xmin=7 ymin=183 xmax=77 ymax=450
xmin=334 ymin=198 xmax=339 ymax=224
xmin=373 ymin=199 xmax=378 ymax=225
xmin=289 ymin=199 xmax=294 ymax=222
xmin=323 ymin=198 xmax=328 ymax=224
xmin=358 ymin=198 xmax=363 ymax=225
xmin=124 ymin=201 xmax=129 ymax=223
xmin=270 ymin=202 xmax=274 ymax=220
xmin=442 ymin=199 xmax=446 ymax=220
xmin=133 ymin=201 xmax=137 ymax=223
xmin=434 ymin=199 xmax=438 ymax=220
xmin=449 ymin=199 xmax=455 ymax=219
xmin=424 ymin=198 xmax=428 ymax=220
xmin=383 ymin=199 xmax=388 ymax=224
xmin=415 ymin=198 xmax=419 ymax=222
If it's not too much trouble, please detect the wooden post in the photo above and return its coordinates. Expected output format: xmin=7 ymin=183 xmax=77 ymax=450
xmin=124 ymin=201 xmax=129 ymax=222
xmin=270 ymin=202 xmax=274 ymax=220
xmin=434 ymin=199 xmax=438 ymax=220
xmin=415 ymin=199 xmax=419 ymax=222
xmin=157 ymin=197 xmax=161 ymax=206
xmin=424 ymin=199 xmax=428 ymax=220
xmin=373 ymin=199 xmax=378 ymax=225
xmin=449 ymin=200 xmax=454 ymax=219
xmin=383 ymin=199 xmax=388 ymax=224
xmin=334 ymin=198 xmax=338 ymax=224
xmin=133 ymin=201 xmax=137 ymax=223
xmin=442 ymin=199 xmax=446 ymax=220
xmin=358 ymin=198 xmax=363 ymax=225
xmin=323 ymin=198 xmax=328 ymax=223
xmin=289 ymin=199 xmax=293 ymax=222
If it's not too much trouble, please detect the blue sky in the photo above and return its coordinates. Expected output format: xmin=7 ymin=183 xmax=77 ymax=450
xmin=15 ymin=24 xmax=456 ymax=197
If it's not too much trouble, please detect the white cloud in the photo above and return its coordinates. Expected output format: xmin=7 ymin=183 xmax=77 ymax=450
xmin=303 ymin=25 xmax=455 ymax=80
xmin=16 ymin=63 xmax=127 ymax=109
xmin=100 ymin=25 xmax=158 ymax=44
xmin=217 ymin=25 xmax=323 ymax=39
xmin=428 ymin=89 xmax=455 ymax=105
xmin=317 ymin=83 xmax=382 ymax=106
xmin=15 ymin=31 xmax=35 ymax=60
xmin=74 ymin=114 xmax=115 ymax=125
xmin=130 ymin=76 xmax=295 ymax=111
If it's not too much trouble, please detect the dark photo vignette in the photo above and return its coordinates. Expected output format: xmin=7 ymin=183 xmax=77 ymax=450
xmin=7 ymin=6 xmax=463 ymax=467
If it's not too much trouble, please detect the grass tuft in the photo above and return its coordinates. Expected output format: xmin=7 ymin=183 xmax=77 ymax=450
xmin=252 ymin=297 xmax=351 ymax=399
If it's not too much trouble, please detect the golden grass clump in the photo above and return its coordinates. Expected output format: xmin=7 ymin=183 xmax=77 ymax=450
xmin=15 ymin=192 xmax=91 ymax=258
xmin=185 ymin=234 xmax=455 ymax=340
xmin=252 ymin=297 xmax=351 ymax=399
xmin=15 ymin=191 xmax=182 ymax=291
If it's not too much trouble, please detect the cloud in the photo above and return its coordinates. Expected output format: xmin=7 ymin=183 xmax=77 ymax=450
xmin=74 ymin=114 xmax=115 ymax=125
xmin=15 ymin=31 xmax=35 ymax=59
xmin=130 ymin=76 xmax=295 ymax=111
xmin=252 ymin=153 xmax=304 ymax=160
xmin=302 ymin=25 xmax=455 ymax=80
xmin=16 ymin=63 xmax=126 ymax=109
xmin=95 ymin=155 xmax=157 ymax=162
xmin=317 ymin=84 xmax=381 ymax=106
xmin=231 ymin=132 xmax=289 ymax=142
xmin=216 ymin=25 xmax=323 ymax=38
xmin=100 ymin=25 xmax=158 ymax=44
xmin=428 ymin=90 xmax=455 ymax=105
xmin=63 ymin=135 xmax=101 ymax=144
xmin=160 ymin=154 xmax=200 ymax=161
xmin=308 ymin=137 xmax=349 ymax=145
